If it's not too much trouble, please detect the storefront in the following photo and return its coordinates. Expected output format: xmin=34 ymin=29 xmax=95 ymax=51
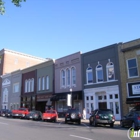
xmin=126 ymin=82 xmax=140 ymax=111
xmin=51 ymin=91 xmax=83 ymax=117
xmin=84 ymin=85 xmax=121 ymax=120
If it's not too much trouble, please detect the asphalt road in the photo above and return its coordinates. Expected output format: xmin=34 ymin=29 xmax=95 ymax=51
xmin=0 ymin=117 xmax=129 ymax=140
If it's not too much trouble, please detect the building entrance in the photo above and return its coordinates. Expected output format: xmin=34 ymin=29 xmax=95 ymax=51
xmin=98 ymin=102 xmax=107 ymax=109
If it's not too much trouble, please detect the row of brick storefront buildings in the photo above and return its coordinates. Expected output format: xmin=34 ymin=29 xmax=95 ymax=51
xmin=0 ymin=38 xmax=140 ymax=120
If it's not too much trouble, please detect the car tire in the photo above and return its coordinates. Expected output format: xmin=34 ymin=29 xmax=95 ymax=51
xmin=110 ymin=123 xmax=114 ymax=128
xmin=78 ymin=119 xmax=81 ymax=125
xmin=120 ymin=121 xmax=124 ymax=128
xmin=132 ymin=122 xmax=137 ymax=130
xmin=93 ymin=120 xmax=97 ymax=127
xmin=89 ymin=120 xmax=92 ymax=126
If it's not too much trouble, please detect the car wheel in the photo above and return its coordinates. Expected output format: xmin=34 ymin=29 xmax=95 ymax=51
xmin=132 ymin=122 xmax=137 ymax=130
xmin=120 ymin=121 xmax=124 ymax=128
xmin=110 ymin=123 xmax=114 ymax=128
xmin=93 ymin=120 xmax=97 ymax=127
xmin=78 ymin=119 xmax=81 ymax=125
xmin=89 ymin=120 xmax=92 ymax=126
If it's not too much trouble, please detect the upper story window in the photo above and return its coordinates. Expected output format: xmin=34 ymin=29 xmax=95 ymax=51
xmin=61 ymin=70 xmax=65 ymax=87
xmin=127 ymin=58 xmax=138 ymax=78
xmin=13 ymin=83 xmax=19 ymax=93
xmin=42 ymin=76 xmax=45 ymax=90
xmin=71 ymin=67 xmax=76 ymax=85
xmin=46 ymin=76 xmax=49 ymax=90
xmin=66 ymin=68 xmax=70 ymax=87
xmin=38 ymin=77 xmax=41 ymax=91
xmin=31 ymin=78 xmax=34 ymax=92
xmin=28 ymin=79 xmax=31 ymax=92
xmin=96 ymin=63 xmax=103 ymax=82
xmin=106 ymin=60 xmax=115 ymax=81
xmin=86 ymin=64 xmax=93 ymax=84
xmin=25 ymin=80 xmax=28 ymax=93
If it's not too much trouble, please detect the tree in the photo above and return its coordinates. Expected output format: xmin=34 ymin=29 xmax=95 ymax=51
xmin=0 ymin=0 xmax=26 ymax=15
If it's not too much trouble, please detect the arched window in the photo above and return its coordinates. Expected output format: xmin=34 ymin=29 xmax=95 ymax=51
xmin=38 ymin=77 xmax=41 ymax=91
xmin=42 ymin=76 xmax=45 ymax=90
xmin=31 ymin=78 xmax=34 ymax=92
xmin=96 ymin=64 xmax=103 ymax=82
xmin=66 ymin=68 xmax=70 ymax=86
xmin=86 ymin=64 xmax=93 ymax=84
xmin=46 ymin=76 xmax=49 ymax=90
xmin=106 ymin=60 xmax=115 ymax=81
xmin=28 ymin=79 xmax=31 ymax=92
xmin=25 ymin=80 xmax=28 ymax=93
xmin=61 ymin=70 xmax=65 ymax=87
xmin=71 ymin=67 xmax=76 ymax=85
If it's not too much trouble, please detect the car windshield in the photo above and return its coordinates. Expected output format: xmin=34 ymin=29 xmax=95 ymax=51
xmin=46 ymin=110 xmax=56 ymax=113
xmin=67 ymin=109 xmax=79 ymax=113
xmin=19 ymin=108 xmax=27 ymax=111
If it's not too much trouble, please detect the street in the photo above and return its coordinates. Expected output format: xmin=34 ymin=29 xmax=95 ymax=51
xmin=0 ymin=117 xmax=129 ymax=140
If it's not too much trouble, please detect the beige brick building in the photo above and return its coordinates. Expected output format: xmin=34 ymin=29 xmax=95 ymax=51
xmin=0 ymin=48 xmax=48 ymax=108
xmin=118 ymin=38 xmax=140 ymax=116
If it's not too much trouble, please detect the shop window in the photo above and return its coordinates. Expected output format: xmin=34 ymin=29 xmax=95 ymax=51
xmin=109 ymin=95 xmax=113 ymax=99
xmin=98 ymin=96 xmax=102 ymax=100
xmin=115 ymin=102 xmax=119 ymax=114
xmin=90 ymin=96 xmax=93 ymax=100
xmin=115 ymin=94 xmax=118 ymax=99
xmin=110 ymin=102 xmax=114 ymax=112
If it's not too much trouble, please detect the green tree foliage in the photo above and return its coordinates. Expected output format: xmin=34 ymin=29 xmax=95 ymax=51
xmin=0 ymin=0 xmax=26 ymax=15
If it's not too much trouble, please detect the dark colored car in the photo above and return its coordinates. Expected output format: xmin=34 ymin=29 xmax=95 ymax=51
xmin=25 ymin=110 xmax=42 ymax=121
xmin=89 ymin=109 xmax=115 ymax=127
xmin=65 ymin=108 xmax=81 ymax=125
xmin=0 ymin=109 xmax=9 ymax=117
xmin=5 ymin=110 xmax=12 ymax=118
xmin=120 ymin=110 xmax=140 ymax=129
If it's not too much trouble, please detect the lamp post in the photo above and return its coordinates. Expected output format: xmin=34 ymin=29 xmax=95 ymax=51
xmin=70 ymin=88 xmax=72 ymax=108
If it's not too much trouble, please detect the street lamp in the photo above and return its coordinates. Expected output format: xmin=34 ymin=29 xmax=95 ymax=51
xmin=70 ymin=88 xmax=72 ymax=108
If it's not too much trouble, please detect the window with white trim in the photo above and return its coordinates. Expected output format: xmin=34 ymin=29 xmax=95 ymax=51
xmin=86 ymin=64 xmax=93 ymax=84
xmin=96 ymin=63 xmax=103 ymax=82
xmin=38 ymin=77 xmax=41 ymax=91
xmin=71 ymin=67 xmax=76 ymax=85
xmin=46 ymin=76 xmax=49 ymax=90
xmin=106 ymin=60 xmax=115 ymax=81
xmin=42 ymin=76 xmax=45 ymax=90
xmin=61 ymin=70 xmax=65 ymax=87
xmin=25 ymin=80 xmax=28 ymax=93
xmin=13 ymin=83 xmax=19 ymax=93
xmin=127 ymin=58 xmax=138 ymax=78
xmin=66 ymin=68 xmax=70 ymax=86
xmin=31 ymin=78 xmax=34 ymax=92
xmin=28 ymin=79 xmax=31 ymax=92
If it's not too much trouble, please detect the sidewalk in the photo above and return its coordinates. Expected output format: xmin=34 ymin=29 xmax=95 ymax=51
xmin=58 ymin=117 xmax=120 ymax=126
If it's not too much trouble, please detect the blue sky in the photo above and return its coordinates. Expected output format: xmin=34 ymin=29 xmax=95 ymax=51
xmin=1 ymin=0 xmax=140 ymax=59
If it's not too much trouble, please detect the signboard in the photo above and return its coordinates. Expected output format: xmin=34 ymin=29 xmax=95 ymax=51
xmin=132 ymin=84 xmax=140 ymax=95
xmin=67 ymin=94 xmax=71 ymax=106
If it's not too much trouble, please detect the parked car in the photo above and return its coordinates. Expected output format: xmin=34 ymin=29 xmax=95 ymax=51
xmin=120 ymin=110 xmax=140 ymax=129
xmin=42 ymin=110 xmax=58 ymax=122
xmin=0 ymin=109 xmax=9 ymax=117
xmin=12 ymin=108 xmax=30 ymax=118
xmin=25 ymin=110 xmax=42 ymax=121
xmin=65 ymin=108 xmax=81 ymax=125
xmin=89 ymin=109 xmax=115 ymax=127
xmin=5 ymin=110 xmax=12 ymax=118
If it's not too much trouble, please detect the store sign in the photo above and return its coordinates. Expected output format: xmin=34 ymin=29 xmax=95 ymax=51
xmin=132 ymin=84 xmax=140 ymax=95
xmin=67 ymin=94 xmax=71 ymax=106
